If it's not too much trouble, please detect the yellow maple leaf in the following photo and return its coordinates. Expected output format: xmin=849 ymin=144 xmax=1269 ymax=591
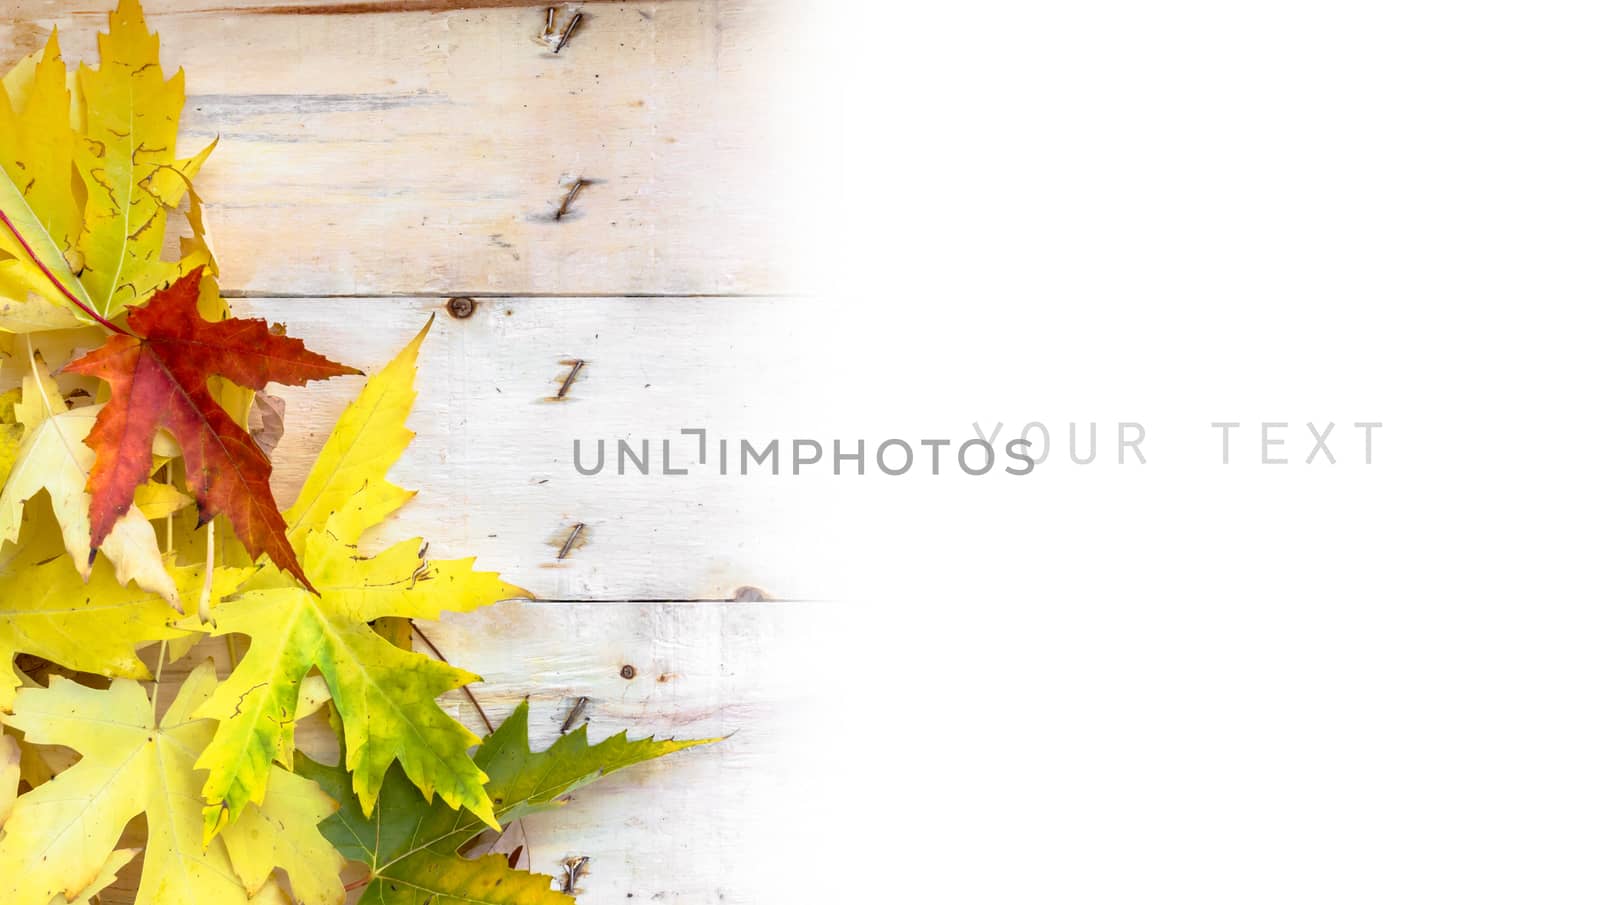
xmin=49 ymin=852 xmax=138 ymax=905
xmin=0 ymin=31 xmax=79 ymax=257
xmin=0 ymin=662 xmax=341 ymax=905
xmin=2 ymin=673 xmax=74 ymax=789
xmin=75 ymin=0 xmax=196 ymax=319
xmin=0 ymin=732 xmax=16 ymax=822
xmin=0 ymin=497 xmax=242 ymax=711
xmin=188 ymin=321 xmax=527 ymax=839
xmin=0 ymin=31 xmax=91 ymax=330
xmin=0 ymin=387 xmax=24 ymax=485
xmin=0 ymin=0 xmax=214 ymax=329
xmin=2 ymin=692 xmax=133 ymax=905
xmin=282 ymin=317 xmax=433 ymax=548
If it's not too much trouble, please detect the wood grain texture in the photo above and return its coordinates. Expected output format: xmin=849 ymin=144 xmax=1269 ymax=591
xmin=4 ymin=3 xmax=805 ymax=900
xmin=5 ymin=0 xmax=791 ymax=297
xmin=460 ymin=600 xmax=814 ymax=904
xmin=239 ymin=294 xmax=815 ymax=602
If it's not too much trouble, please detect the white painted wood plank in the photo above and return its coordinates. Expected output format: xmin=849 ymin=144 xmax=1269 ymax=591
xmin=449 ymin=601 xmax=814 ymax=905
xmin=236 ymin=295 xmax=815 ymax=602
xmin=4 ymin=0 xmax=791 ymax=297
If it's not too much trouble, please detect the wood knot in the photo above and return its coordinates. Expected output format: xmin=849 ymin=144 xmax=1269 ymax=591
xmin=446 ymin=297 xmax=477 ymax=319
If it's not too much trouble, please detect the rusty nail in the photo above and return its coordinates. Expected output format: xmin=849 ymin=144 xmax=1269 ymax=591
xmin=560 ymin=856 xmax=589 ymax=894
xmin=554 ymin=12 xmax=583 ymax=54
xmin=446 ymin=297 xmax=477 ymax=319
xmin=554 ymin=178 xmax=588 ymax=221
xmin=557 ymin=359 xmax=585 ymax=399
xmin=558 ymin=522 xmax=585 ymax=560
xmin=620 ymin=664 xmax=635 ymax=680
xmin=560 ymin=695 xmax=589 ymax=733
xmin=543 ymin=6 xmax=556 ymax=40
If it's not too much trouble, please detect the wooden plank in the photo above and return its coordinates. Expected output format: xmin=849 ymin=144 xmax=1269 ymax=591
xmin=453 ymin=601 xmax=814 ymax=905
xmin=236 ymin=295 xmax=813 ymax=601
xmin=4 ymin=0 xmax=789 ymax=297
xmin=98 ymin=600 xmax=810 ymax=904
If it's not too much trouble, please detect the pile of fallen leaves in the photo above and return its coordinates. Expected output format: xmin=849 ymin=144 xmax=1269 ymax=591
xmin=0 ymin=2 xmax=709 ymax=902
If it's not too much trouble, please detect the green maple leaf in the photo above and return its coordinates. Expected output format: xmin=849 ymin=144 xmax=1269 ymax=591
xmin=297 ymin=700 xmax=715 ymax=905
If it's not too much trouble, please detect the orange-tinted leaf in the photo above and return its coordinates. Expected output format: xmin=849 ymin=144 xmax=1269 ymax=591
xmin=64 ymin=269 xmax=359 ymax=586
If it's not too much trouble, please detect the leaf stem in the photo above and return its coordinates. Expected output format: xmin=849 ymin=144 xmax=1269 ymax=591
xmin=410 ymin=620 xmax=494 ymax=734
xmin=198 ymin=521 xmax=215 ymax=626
xmin=150 ymin=639 xmax=169 ymax=724
xmin=162 ymin=462 xmax=173 ymax=553
xmin=0 ymin=206 xmax=131 ymax=335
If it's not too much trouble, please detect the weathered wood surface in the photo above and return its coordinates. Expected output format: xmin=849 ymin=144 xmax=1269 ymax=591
xmin=10 ymin=2 xmax=796 ymax=900
xmin=238 ymin=294 xmax=813 ymax=602
xmin=5 ymin=0 xmax=791 ymax=297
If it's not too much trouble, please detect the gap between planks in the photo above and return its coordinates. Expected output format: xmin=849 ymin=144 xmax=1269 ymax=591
xmin=535 ymin=598 xmax=799 ymax=604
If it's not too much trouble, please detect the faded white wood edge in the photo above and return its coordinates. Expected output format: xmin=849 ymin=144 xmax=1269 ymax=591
xmin=5 ymin=0 xmax=792 ymax=298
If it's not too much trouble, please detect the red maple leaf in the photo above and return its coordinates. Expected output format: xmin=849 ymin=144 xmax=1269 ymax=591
xmin=64 ymin=269 xmax=359 ymax=588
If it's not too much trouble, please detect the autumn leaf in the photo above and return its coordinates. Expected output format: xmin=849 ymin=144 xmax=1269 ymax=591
xmin=46 ymin=853 xmax=138 ymax=905
xmin=0 ymin=734 xmax=116 ymax=905
xmin=0 ymin=0 xmax=213 ymax=331
xmin=0 ymin=388 xmax=24 ymax=484
xmin=0 ymin=496 xmax=248 ymax=710
xmin=282 ymin=315 xmax=432 ymax=550
xmin=299 ymin=701 xmax=712 ymax=905
xmin=222 ymin=748 xmax=345 ymax=905
xmin=193 ymin=531 xmax=519 ymax=837
xmin=2 ymin=672 xmax=76 ymax=790
xmin=186 ymin=321 xmax=523 ymax=838
xmin=0 ymin=733 xmax=17 ymax=821
xmin=0 ymin=348 xmax=187 ymax=603
xmin=0 ymin=31 xmax=91 ymax=331
xmin=75 ymin=0 xmax=213 ymax=320
xmin=0 ymin=663 xmax=340 ymax=905
xmin=64 ymin=268 xmax=359 ymax=588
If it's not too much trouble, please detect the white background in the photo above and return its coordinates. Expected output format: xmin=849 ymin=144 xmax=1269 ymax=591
xmin=749 ymin=2 xmax=1600 ymax=901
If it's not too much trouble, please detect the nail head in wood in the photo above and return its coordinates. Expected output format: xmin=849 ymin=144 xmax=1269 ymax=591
xmin=558 ymin=522 xmax=585 ymax=559
xmin=446 ymin=296 xmax=477 ymax=319
xmin=559 ymin=695 xmax=589 ymax=734
xmin=553 ymin=178 xmax=589 ymax=221
xmin=554 ymin=12 xmax=583 ymax=54
xmin=620 ymin=664 xmax=636 ymax=680
xmin=557 ymin=359 xmax=585 ymax=399
xmin=561 ymin=856 xmax=590 ymax=894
